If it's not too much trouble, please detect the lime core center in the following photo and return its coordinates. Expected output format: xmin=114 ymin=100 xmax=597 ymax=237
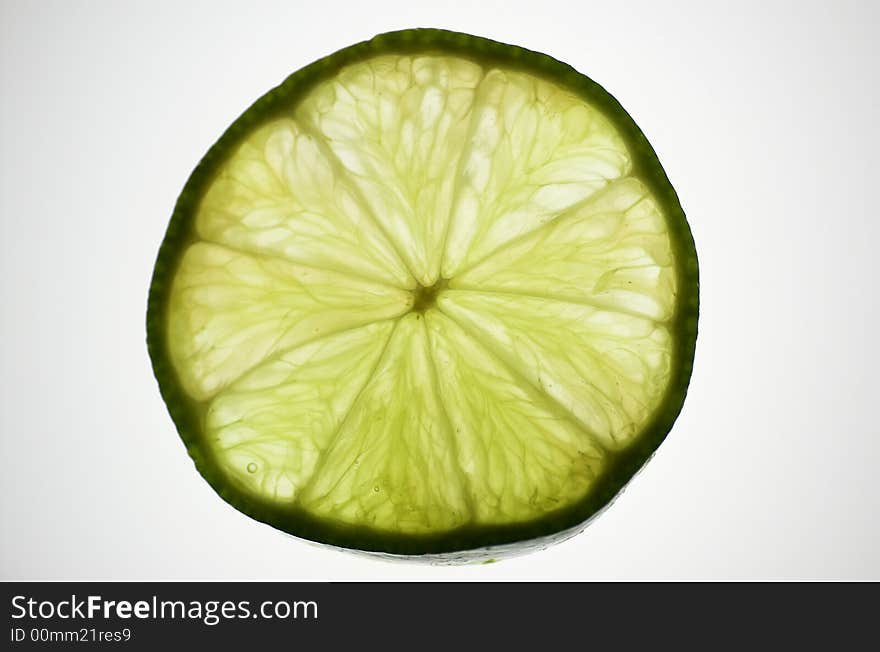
xmin=411 ymin=279 xmax=449 ymax=312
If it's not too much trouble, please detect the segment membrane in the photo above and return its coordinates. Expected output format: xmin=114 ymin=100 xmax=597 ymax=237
xmin=438 ymin=291 xmax=672 ymax=449
xmin=196 ymin=119 xmax=413 ymax=288
xmin=426 ymin=311 xmax=604 ymax=524
xmin=454 ymin=177 xmax=677 ymax=321
xmin=166 ymin=242 xmax=411 ymax=400
xmin=297 ymin=55 xmax=483 ymax=285
xmin=441 ymin=68 xmax=631 ymax=277
xmin=205 ymin=322 xmax=394 ymax=501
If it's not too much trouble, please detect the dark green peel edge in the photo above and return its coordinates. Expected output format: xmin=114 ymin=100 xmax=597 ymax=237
xmin=146 ymin=28 xmax=699 ymax=559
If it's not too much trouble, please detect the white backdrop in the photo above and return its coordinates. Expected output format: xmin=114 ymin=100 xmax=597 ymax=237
xmin=1 ymin=0 xmax=877 ymax=580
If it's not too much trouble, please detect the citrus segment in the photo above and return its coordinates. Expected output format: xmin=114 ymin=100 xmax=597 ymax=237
xmin=196 ymin=118 xmax=413 ymax=287
xmin=425 ymin=311 xmax=605 ymax=524
xmin=297 ymin=55 xmax=483 ymax=285
xmin=204 ymin=321 xmax=395 ymax=501
xmin=166 ymin=242 xmax=410 ymax=400
xmin=441 ymin=68 xmax=631 ymax=278
xmin=439 ymin=291 xmax=672 ymax=449
xmin=297 ymin=315 xmax=471 ymax=534
xmin=453 ymin=176 xmax=677 ymax=321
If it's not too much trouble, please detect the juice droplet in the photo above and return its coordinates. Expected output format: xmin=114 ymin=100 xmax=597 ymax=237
xmin=246 ymin=462 xmax=258 ymax=474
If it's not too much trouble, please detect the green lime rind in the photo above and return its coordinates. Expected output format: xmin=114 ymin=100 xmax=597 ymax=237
xmin=146 ymin=28 xmax=699 ymax=559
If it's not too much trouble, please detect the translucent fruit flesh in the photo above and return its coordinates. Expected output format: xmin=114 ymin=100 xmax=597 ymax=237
xmin=156 ymin=44 xmax=691 ymax=550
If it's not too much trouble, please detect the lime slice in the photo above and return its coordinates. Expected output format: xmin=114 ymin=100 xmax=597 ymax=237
xmin=147 ymin=29 xmax=698 ymax=559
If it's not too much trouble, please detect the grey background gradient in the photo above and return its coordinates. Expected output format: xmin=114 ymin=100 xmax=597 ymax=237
xmin=1 ymin=0 xmax=877 ymax=580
